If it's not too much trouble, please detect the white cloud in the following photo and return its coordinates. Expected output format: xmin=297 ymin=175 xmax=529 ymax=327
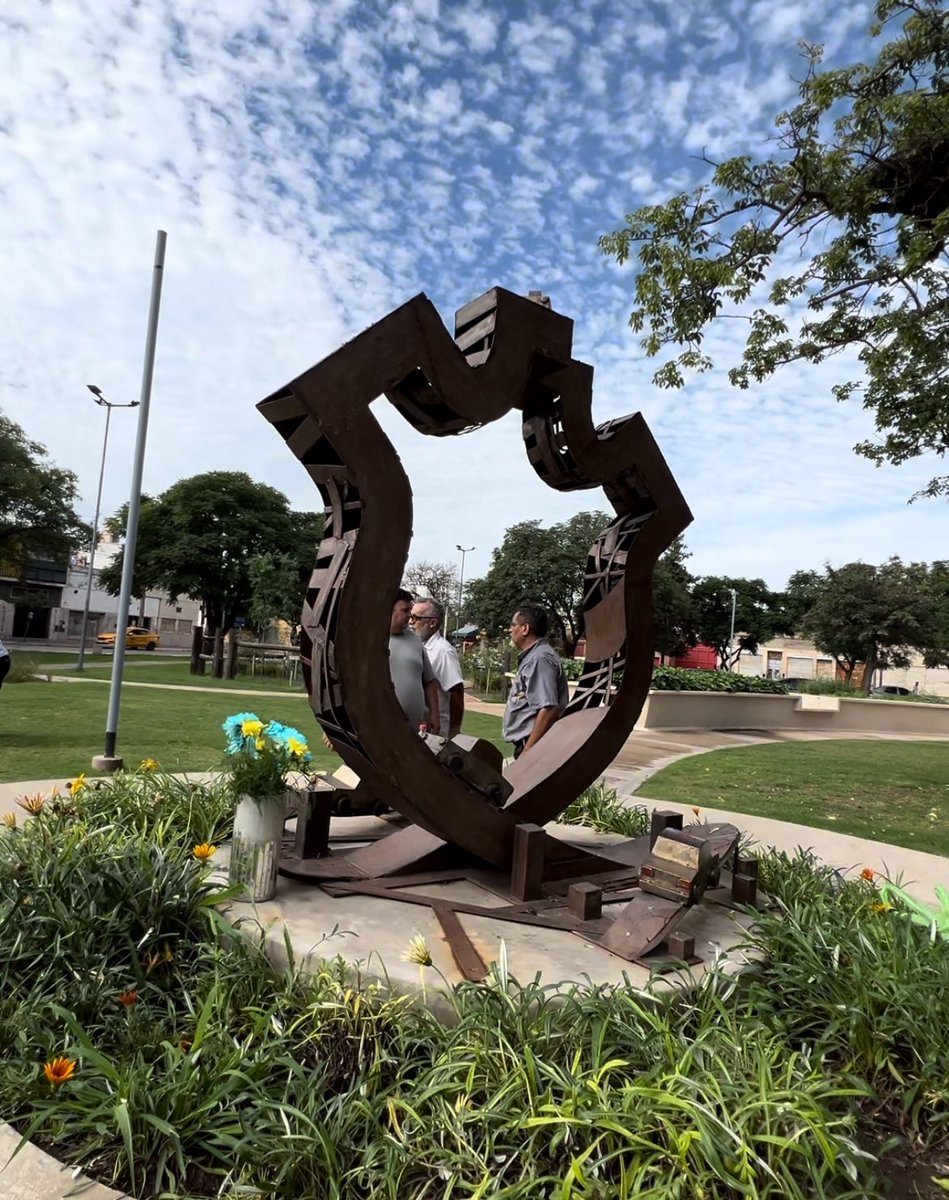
xmin=0 ymin=0 xmax=939 ymax=601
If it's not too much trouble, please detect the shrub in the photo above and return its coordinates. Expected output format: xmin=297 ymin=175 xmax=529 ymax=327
xmin=560 ymin=781 xmax=649 ymax=838
xmin=651 ymin=667 xmax=790 ymax=694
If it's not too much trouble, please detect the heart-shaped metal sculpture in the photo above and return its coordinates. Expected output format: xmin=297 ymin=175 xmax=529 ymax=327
xmin=258 ymin=288 xmax=690 ymax=877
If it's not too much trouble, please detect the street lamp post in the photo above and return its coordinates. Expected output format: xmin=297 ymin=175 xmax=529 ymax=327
xmin=76 ymin=386 xmax=139 ymax=671
xmin=727 ymin=587 xmax=738 ymax=670
xmin=94 ymin=229 xmax=167 ymax=771
xmin=456 ymin=544 xmax=475 ymax=610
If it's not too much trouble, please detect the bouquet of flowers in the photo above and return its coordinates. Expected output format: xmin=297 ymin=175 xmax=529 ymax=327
xmin=221 ymin=712 xmax=311 ymax=801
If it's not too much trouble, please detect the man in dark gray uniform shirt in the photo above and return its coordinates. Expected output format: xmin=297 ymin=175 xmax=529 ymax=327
xmin=502 ymin=604 xmax=568 ymax=758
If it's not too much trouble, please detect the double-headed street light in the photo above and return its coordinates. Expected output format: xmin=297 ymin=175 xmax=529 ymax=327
xmin=76 ymin=385 xmax=139 ymax=671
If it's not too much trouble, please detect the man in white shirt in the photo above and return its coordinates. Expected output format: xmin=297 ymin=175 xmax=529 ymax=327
xmin=0 ymin=635 xmax=9 ymax=690
xmin=410 ymin=598 xmax=465 ymax=738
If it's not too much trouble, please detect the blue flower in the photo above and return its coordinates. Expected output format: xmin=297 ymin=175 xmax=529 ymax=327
xmin=223 ymin=711 xmax=261 ymax=754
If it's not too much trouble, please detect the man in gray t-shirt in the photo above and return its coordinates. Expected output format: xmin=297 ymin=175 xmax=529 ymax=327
xmin=502 ymin=604 xmax=568 ymax=758
xmin=389 ymin=589 xmax=441 ymax=732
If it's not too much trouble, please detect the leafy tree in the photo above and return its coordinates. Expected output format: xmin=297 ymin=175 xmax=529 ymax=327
xmin=600 ymin=0 xmax=949 ymax=498
xmin=403 ymin=560 xmax=459 ymax=606
xmin=100 ymin=472 xmax=323 ymax=637
xmin=0 ymin=412 xmax=87 ymax=569
xmin=653 ymin=536 xmax=698 ymax=659
xmin=465 ymin=511 xmax=610 ymax=653
xmin=247 ymin=551 xmax=311 ymax=635
xmin=795 ymin=557 xmax=943 ymax=688
xmin=920 ymin=559 xmax=949 ymax=667
xmin=690 ymin=576 xmax=777 ymax=670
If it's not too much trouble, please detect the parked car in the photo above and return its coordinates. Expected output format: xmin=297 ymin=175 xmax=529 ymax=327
xmin=871 ymin=685 xmax=910 ymax=697
xmin=96 ymin=626 xmax=160 ymax=651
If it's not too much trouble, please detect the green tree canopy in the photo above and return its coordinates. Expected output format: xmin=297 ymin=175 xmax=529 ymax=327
xmin=0 ymin=412 xmax=87 ymax=569
xmin=790 ymin=557 xmax=945 ymax=688
xmin=690 ymin=576 xmax=777 ymax=670
xmin=465 ymin=511 xmax=610 ymax=653
xmin=600 ymin=0 xmax=949 ymax=498
xmin=247 ymin=551 xmax=312 ymax=635
xmin=653 ymin=536 xmax=699 ymax=659
xmin=99 ymin=472 xmax=323 ymax=635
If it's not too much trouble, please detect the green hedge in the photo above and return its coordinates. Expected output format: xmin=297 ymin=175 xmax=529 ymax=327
xmin=651 ymin=667 xmax=790 ymax=694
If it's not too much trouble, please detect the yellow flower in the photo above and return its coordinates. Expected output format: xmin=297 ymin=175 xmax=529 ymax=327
xmin=871 ymin=901 xmax=894 ymax=914
xmin=193 ymin=843 xmax=216 ymax=862
xmin=67 ymin=774 xmax=87 ymax=797
xmin=255 ymin=738 xmax=266 ymax=751
xmin=287 ymin=736 xmax=308 ymax=757
xmin=43 ymin=1056 xmax=76 ymax=1087
xmin=140 ymin=758 xmax=160 ymax=772
xmin=404 ymin=934 xmax=433 ymax=967
xmin=2 ymin=812 xmax=16 ymax=830
xmin=242 ymin=719 xmax=264 ymax=737
xmin=16 ymin=793 xmax=46 ymax=815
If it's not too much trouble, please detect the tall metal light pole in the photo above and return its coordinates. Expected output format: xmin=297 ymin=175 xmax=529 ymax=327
xmin=93 ymin=229 xmax=167 ymax=771
xmin=76 ymin=387 xmax=139 ymax=671
xmin=456 ymin=544 xmax=475 ymax=610
xmin=727 ymin=587 xmax=738 ymax=670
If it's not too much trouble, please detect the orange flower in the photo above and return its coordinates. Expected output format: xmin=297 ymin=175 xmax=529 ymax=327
xmin=43 ymin=1056 xmax=76 ymax=1087
xmin=860 ymin=867 xmax=875 ymax=882
xmin=192 ymin=843 xmax=216 ymax=862
xmin=16 ymin=793 xmax=45 ymax=814
xmin=690 ymin=805 xmax=701 ymax=817
xmin=118 ymin=988 xmax=139 ymax=1007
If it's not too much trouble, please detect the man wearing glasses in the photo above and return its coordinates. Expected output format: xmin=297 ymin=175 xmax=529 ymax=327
xmin=502 ymin=604 xmax=568 ymax=759
xmin=410 ymin=598 xmax=465 ymax=738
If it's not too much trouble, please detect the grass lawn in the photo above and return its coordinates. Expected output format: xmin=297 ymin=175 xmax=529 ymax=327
xmin=0 ymin=680 xmax=506 ymax=783
xmin=78 ymin=660 xmax=305 ymax=691
xmin=640 ymin=739 xmax=949 ymax=855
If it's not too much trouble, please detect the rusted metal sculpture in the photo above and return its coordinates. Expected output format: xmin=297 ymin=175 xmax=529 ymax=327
xmin=257 ymin=287 xmax=752 ymax=967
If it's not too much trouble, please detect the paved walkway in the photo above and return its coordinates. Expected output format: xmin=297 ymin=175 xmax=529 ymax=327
xmin=44 ymin=673 xmax=309 ymax=698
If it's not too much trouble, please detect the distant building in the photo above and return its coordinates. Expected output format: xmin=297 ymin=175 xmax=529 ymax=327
xmin=0 ymin=530 xmax=201 ymax=649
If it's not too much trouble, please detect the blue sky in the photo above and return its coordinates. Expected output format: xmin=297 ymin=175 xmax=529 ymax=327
xmin=1 ymin=0 xmax=942 ymax=590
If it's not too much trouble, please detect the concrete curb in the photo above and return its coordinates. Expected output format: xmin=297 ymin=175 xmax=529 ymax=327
xmin=0 ymin=1123 xmax=126 ymax=1199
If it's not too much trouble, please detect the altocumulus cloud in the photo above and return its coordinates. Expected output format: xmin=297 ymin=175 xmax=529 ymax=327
xmin=0 ymin=0 xmax=941 ymax=588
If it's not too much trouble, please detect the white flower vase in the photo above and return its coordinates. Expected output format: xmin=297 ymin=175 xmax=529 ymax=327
xmin=228 ymin=793 xmax=286 ymax=902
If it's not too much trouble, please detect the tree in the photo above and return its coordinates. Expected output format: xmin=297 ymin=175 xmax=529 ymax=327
xmin=652 ymin=536 xmax=698 ymax=659
xmin=690 ymin=576 xmax=777 ymax=670
xmin=0 ymin=412 xmax=87 ymax=569
xmin=794 ymin=557 xmax=943 ymax=688
xmin=465 ymin=511 xmax=610 ymax=653
xmin=100 ymin=472 xmax=323 ymax=638
xmin=247 ymin=551 xmax=311 ymax=635
xmin=403 ymin=560 xmax=459 ymax=606
xmin=600 ymin=0 xmax=949 ymax=498
xmin=920 ymin=559 xmax=949 ymax=667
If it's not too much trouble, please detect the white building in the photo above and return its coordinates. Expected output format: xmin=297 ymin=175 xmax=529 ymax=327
xmin=1 ymin=532 xmax=201 ymax=650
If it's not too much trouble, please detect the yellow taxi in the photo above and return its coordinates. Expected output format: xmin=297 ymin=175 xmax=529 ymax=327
xmin=95 ymin=626 xmax=160 ymax=651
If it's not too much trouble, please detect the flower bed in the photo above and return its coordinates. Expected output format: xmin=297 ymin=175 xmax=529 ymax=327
xmin=2 ymin=773 xmax=949 ymax=1197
